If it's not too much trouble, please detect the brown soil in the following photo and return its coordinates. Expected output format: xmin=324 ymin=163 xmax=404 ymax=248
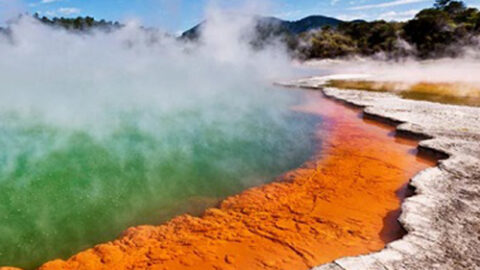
xmin=6 ymin=90 xmax=436 ymax=270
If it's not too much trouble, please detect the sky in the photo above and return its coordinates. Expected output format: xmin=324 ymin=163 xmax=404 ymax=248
xmin=1 ymin=0 xmax=480 ymax=32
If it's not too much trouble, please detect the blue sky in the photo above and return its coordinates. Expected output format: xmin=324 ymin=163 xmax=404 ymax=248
xmin=4 ymin=0 xmax=480 ymax=32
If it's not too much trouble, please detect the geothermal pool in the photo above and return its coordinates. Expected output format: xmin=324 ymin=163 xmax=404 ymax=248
xmin=0 ymin=19 xmax=327 ymax=269
xmin=36 ymin=89 xmax=437 ymax=270
xmin=0 ymin=88 xmax=320 ymax=269
xmin=0 ymin=18 xmax=438 ymax=270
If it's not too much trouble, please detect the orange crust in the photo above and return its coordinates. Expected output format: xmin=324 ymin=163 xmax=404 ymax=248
xmin=33 ymin=91 xmax=435 ymax=270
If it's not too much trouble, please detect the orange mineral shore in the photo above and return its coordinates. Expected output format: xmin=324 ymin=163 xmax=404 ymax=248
xmin=36 ymin=90 xmax=436 ymax=270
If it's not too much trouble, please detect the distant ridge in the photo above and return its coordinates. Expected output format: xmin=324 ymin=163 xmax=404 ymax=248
xmin=286 ymin=15 xmax=344 ymax=33
xmin=181 ymin=15 xmax=343 ymax=40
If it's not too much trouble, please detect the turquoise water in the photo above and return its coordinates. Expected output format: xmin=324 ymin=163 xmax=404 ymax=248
xmin=0 ymin=89 xmax=321 ymax=269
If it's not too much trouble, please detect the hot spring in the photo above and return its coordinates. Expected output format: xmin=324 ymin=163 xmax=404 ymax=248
xmin=0 ymin=17 xmax=321 ymax=269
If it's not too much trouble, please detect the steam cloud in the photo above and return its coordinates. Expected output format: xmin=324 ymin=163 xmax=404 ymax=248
xmin=303 ymin=53 xmax=480 ymax=99
xmin=0 ymin=13 xmax=293 ymax=128
xmin=305 ymin=57 xmax=480 ymax=84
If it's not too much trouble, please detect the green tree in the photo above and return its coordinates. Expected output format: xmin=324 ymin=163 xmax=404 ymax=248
xmin=303 ymin=29 xmax=357 ymax=59
xmin=435 ymin=0 xmax=452 ymax=9
xmin=403 ymin=8 xmax=455 ymax=57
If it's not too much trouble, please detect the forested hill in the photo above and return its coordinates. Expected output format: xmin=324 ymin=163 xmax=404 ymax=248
xmin=181 ymin=15 xmax=343 ymax=40
xmin=181 ymin=0 xmax=480 ymax=59
xmin=291 ymin=0 xmax=480 ymax=59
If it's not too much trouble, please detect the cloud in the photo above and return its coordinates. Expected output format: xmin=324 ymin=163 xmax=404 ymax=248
xmin=44 ymin=10 xmax=57 ymax=16
xmin=350 ymin=0 xmax=429 ymax=10
xmin=29 ymin=0 xmax=61 ymax=7
xmin=58 ymin=7 xmax=81 ymax=15
xmin=41 ymin=0 xmax=61 ymax=3
xmin=337 ymin=13 xmax=368 ymax=21
xmin=331 ymin=0 xmax=340 ymax=6
xmin=336 ymin=8 xmax=419 ymax=22
xmin=379 ymin=9 xmax=419 ymax=21
xmin=273 ymin=9 xmax=305 ymax=20
xmin=41 ymin=7 xmax=81 ymax=17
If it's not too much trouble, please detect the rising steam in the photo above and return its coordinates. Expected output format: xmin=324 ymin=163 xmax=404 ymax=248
xmin=304 ymin=55 xmax=480 ymax=99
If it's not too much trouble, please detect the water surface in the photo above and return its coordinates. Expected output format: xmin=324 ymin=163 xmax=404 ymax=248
xmin=0 ymin=88 xmax=321 ymax=269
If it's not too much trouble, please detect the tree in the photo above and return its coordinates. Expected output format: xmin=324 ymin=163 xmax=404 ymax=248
xmin=403 ymin=8 xmax=455 ymax=57
xmin=33 ymin=15 xmax=122 ymax=32
xmin=435 ymin=0 xmax=466 ymax=15
xmin=435 ymin=0 xmax=452 ymax=9
xmin=453 ymin=7 xmax=479 ymax=26
xmin=300 ymin=29 xmax=357 ymax=59
xmin=444 ymin=1 xmax=466 ymax=15
xmin=85 ymin=16 xmax=94 ymax=27
xmin=476 ymin=12 xmax=480 ymax=31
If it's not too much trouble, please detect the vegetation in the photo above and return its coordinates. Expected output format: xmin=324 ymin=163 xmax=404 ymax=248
xmin=180 ymin=0 xmax=480 ymax=60
xmin=32 ymin=13 xmax=122 ymax=31
xmin=293 ymin=0 xmax=480 ymax=59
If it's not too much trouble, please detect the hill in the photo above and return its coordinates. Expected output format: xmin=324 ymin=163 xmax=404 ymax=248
xmin=181 ymin=15 xmax=343 ymax=40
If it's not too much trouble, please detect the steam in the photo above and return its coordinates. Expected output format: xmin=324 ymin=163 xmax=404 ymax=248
xmin=0 ymin=15 xmax=293 ymax=128
xmin=305 ymin=56 xmax=480 ymax=97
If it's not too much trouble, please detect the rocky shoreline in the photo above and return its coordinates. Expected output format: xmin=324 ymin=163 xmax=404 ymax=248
xmin=285 ymin=78 xmax=480 ymax=270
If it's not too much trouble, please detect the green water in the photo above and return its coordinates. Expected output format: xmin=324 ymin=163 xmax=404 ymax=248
xmin=0 ymin=91 xmax=320 ymax=269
